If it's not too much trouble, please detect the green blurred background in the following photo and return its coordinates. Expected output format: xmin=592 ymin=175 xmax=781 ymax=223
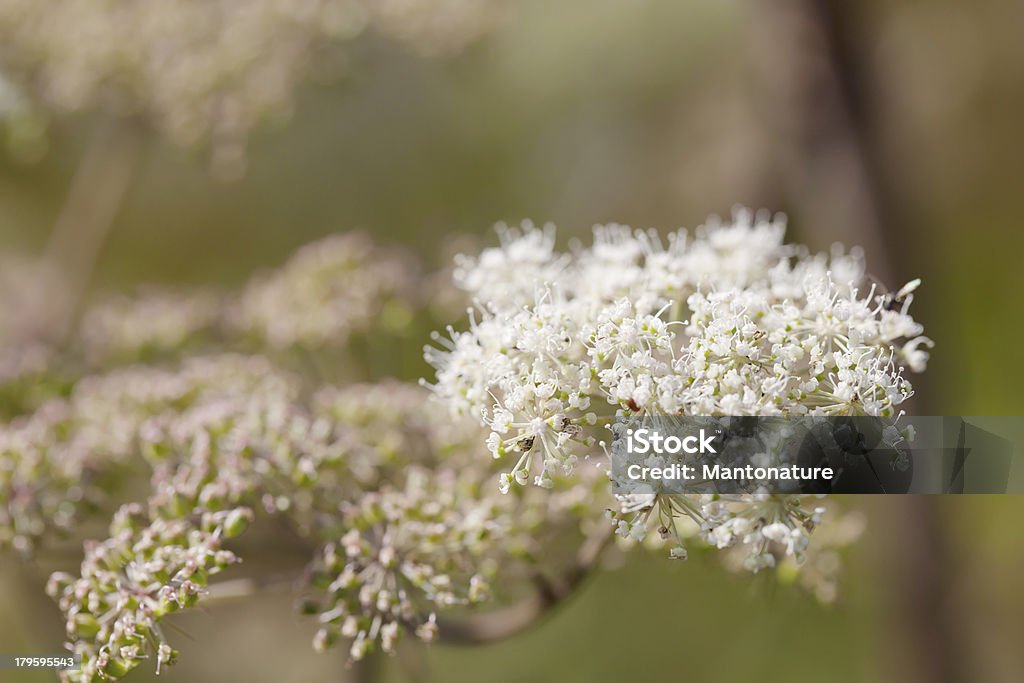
xmin=2 ymin=1 xmax=1023 ymax=681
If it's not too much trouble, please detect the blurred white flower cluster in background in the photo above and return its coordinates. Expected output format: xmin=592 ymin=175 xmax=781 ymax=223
xmin=0 ymin=0 xmax=505 ymax=168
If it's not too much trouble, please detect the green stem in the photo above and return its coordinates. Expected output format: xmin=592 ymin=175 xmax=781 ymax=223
xmin=43 ymin=116 xmax=144 ymax=340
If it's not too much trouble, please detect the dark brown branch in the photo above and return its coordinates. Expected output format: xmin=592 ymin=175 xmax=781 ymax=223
xmin=204 ymin=572 xmax=301 ymax=603
xmin=748 ymin=0 xmax=893 ymax=283
xmin=751 ymin=5 xmax=967 ymax=682
xmin=885 ymin=497 xmax=965 ymax=683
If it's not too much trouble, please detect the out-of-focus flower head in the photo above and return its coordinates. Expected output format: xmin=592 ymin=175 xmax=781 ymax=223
xmin=230 ymin=233 xmax=417 ymax=351
xmin=0 ymin=0 xmax=505 ymax=170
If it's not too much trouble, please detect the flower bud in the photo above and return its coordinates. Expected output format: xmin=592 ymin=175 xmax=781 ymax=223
xmin=222 ymin=508 xmax=253 ymax=539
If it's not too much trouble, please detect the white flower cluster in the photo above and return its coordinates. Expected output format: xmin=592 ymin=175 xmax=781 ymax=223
xmin=306 ymin=466 xmax=508 ymax=661
xmin=610 ymin=494 xmax=827 ymax=572
xmin=78 ymin=288 xmax=225 ymax=364
xmin=47 ymin=501 xmax=249 ymax=683
xmin=427 ymin=209 xmax=930 ymax=488
xmin=230 ymin=233 xmax=416 ymax=351
xmin=2 ymin=346 xmax=566 ymax=677
xmin=77 ymin=233 xmax=416 ymax=361
xmin=426 ymin=209 xmax=930 ymax=567
xmin=0 ymin=354 xmax=293 ymax=555
xmin=722 ymin=502 xmax=867 ymax=603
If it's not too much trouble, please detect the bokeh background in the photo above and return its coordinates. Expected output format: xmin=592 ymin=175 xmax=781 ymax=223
xmin=2 ymin=1 xmax=1023 ymax=681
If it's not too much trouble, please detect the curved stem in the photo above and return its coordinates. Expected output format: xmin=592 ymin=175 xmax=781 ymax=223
xmin=43 ymin=116 xmax=144 ymax=339
xmin=436 ymin=526 xmax=612 ymax=645
xmin=204 ymin=572 xmax=300 ymax=603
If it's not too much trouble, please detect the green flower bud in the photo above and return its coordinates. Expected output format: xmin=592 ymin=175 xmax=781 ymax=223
xmin=223 ymin=508 xmax=253 ymax=539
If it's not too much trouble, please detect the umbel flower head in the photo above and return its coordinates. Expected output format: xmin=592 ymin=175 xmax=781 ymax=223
xmin=425 ymin=208 xmax=930 ymax=565
xmin=305 ymin=466 xmax=508 ymax=660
